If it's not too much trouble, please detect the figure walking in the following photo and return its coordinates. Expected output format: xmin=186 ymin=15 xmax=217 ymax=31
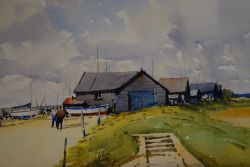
xmin=51 ymin=107 xmax=57 ymax=127
xmin=56 ymin=106 xmax=65 ymax=130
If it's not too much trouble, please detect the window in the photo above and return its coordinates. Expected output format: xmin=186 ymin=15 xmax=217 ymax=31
xmin=94 ymin=92 xmax=103 ymax=100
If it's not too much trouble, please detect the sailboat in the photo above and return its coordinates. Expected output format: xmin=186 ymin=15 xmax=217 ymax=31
xmin=10 ymin=75 xmax=39 ymax=119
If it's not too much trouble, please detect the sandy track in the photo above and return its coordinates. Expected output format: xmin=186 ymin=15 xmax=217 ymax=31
xmin=0 ymin=116 xmax=103 ymax=167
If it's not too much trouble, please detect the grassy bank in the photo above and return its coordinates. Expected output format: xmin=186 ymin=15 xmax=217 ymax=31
xmin=59 ymin=99 xmax=250 ymax=167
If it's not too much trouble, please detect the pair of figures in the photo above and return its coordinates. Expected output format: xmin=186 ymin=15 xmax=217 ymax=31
xmin=51 ymin=106 xmax=65 ymax=130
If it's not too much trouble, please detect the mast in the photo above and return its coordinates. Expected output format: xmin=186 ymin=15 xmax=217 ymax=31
xmin=74 ymin=69 xmax=77 ymax=88
xmin=57 ymin=92 xmax=58 ymax=106
xmin=152 ymin=58 xmax=154 ymax=77
xmin=29 ymin=74 xmax=32 ymax=109
xmin=105 ymin=61 xmax=108 ymax=72
xmin=69 ymin=80 xmax=72 ymax=97
xmin=56 ymin=85 xmax=59 ymax=106
xmin=44 ymin=89 xmax=47 ymax=107
xmin=97 ymin=47 xmax=99 ymax=73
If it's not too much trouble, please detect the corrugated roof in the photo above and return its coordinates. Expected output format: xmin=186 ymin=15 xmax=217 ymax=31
xmin=74 ymin=71 xmax=138 ymax=93
xmin=190 ymin=83 xmax=216 ymax=93
xmin=159 ymin=77 xmax=188 ymax=93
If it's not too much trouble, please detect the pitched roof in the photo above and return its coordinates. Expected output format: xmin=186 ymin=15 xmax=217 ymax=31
xmin=159 ymin=77 xmax=189 ymax=93
xmin=190 ymin=83 xmax=217 ymax=93
xmin=74 ymin=71 xmax=137 ymax=93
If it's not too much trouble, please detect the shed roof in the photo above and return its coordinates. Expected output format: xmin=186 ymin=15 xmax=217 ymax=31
xmin=74 ymin=71 xmax=138 ymax=93
xmin=190 ymin=83 xmax=217 ymax=93
xmin=159 ymin=77 xmax=189 ymax=93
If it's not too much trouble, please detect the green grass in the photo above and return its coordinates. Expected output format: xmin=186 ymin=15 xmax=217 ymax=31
xmin=57 ymin=99 xmax=250 ymax=167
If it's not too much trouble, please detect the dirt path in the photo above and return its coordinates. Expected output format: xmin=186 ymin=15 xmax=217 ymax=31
xmin=122 ymin=133 xmax=204 ymax=167
xmin=0 ymin=116 xmax=105 ymax=167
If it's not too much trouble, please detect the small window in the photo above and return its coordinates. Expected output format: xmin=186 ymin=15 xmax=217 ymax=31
xmin=94 ymin=92 xmax=103 ymax=100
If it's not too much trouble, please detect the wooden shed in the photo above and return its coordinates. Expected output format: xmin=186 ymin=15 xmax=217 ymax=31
xmin=74 ymin=69 xmax=169 ymax=112
xmin=159 ymin=77 xmax=190 ymax=105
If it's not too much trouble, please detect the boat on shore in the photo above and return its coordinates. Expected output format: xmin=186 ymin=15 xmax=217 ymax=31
xmin=65 ymin=104 xmax=109 ymax=116
xmin=10 ymin=109 xmax=39 ymax=119
xmin=9 ymin=103 xmax=39 ymax=119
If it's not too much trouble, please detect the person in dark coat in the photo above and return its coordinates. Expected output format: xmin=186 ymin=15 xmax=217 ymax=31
xmin=55 ymin=106 xmax=65 ymax=130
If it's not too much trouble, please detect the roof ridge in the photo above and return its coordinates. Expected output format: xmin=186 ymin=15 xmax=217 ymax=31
xmin=84 ymin=71 xmax=138 ymax=74
xmin=160 ymin=77 xmax=188 ymax=80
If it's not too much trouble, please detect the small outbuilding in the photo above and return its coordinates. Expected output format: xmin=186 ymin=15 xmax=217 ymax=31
xmin=190 ymin=83 xmax=222 ymax=101
xmin=74 ymin=69 xmax=169 ymax=112
xmin=159 ymin=77 xmax=190 ymax=105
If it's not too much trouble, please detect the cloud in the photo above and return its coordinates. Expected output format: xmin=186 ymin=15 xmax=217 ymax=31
xmin=1 ymin=0 xmax=250 ymax=107
xmin=0 ymin=74 xmax=31 ymax=107
xmin=244 ymin=32 xmax=250 ymax=38
xmin=0 ymin=29 xmax=79 ymax=68
xmin=81 ymin=30 xmax=89 ymax=38
xmin=176 ymin=51 xmax=183 ymax=58
xmin=89 ymin=19 xmax=94 ymax=24
xmin=192 ymin=57 xmax=200 ymax=64
xmin=116 ymin=10 xmax=130 ymax=28
xmin=218 ymin=65 xmax=238 ymax=71
xmin=104 ymin=17 xmax=112 ymax=25
xmin=0 ymin=0 xmax=44 ymax=30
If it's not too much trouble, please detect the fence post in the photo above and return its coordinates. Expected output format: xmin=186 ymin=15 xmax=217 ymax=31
xmin=63 ymin=137 xmax=67 ymax=167
xmin=81 ymin=110 xmax=86 ymax=137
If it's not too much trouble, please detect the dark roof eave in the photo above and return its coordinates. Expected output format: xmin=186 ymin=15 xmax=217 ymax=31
xmin=169 ymin=91 xmax=186 ymax=95
xmin=75 ymin=88 xmax=119 ymax=95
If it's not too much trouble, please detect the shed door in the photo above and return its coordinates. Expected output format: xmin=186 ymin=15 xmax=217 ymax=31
xmin=129 ymin=90 xmax=156 ymax=111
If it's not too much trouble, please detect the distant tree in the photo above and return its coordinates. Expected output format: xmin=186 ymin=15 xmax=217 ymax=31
xmin=222 ymin=89 xmax=233 ymax=100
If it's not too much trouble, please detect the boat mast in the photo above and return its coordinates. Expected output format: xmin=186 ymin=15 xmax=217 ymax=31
xmin=152 ymin=58 xmax=154 ymax=77
xmin=44 ymin=89 xmax=47 ymax=107
xmin=105 ymin=61 xmax=108 ymax=72
xmin=97 ymin=47 xmax=99 ymax=73
xmin=30 ymin=74 xmax=32 ymax=110
xmin=75 ymin=69 xmax=76 ymax=88
xmin=69 ymin=80 xmax=72 ymax=97
xmin=57 ymin=86 xmax=59 ymax=106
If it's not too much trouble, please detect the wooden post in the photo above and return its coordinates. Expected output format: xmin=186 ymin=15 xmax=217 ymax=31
xmin=81 ymin=110 xmax=86 ymax=137
xmin=62 ymin=138 xmax=67 ymax=167
xmin=97 ymin=110 xmax=101 ymax=126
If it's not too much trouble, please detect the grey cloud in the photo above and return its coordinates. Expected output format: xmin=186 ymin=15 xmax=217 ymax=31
xmin=0 ymin=59 xmax=29 ymax=77
xmin=1 ymin=0 xmax=250 ymax=107
xmin=0 ymin=11 xmax=53 ymax=44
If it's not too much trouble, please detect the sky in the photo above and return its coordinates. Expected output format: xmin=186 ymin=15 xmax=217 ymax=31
xmin=0 ymin=0 xmax=250 ymax=107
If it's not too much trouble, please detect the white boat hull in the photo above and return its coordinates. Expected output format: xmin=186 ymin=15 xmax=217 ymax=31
xmin=10 ymin=109 xmax=39 ymax=119
xmin=65 ymin=104 xmax=109 ymax=116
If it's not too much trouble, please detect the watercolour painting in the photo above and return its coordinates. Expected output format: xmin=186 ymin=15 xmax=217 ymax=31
xmin=0 ymin=0 xmax=250 ymax=167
